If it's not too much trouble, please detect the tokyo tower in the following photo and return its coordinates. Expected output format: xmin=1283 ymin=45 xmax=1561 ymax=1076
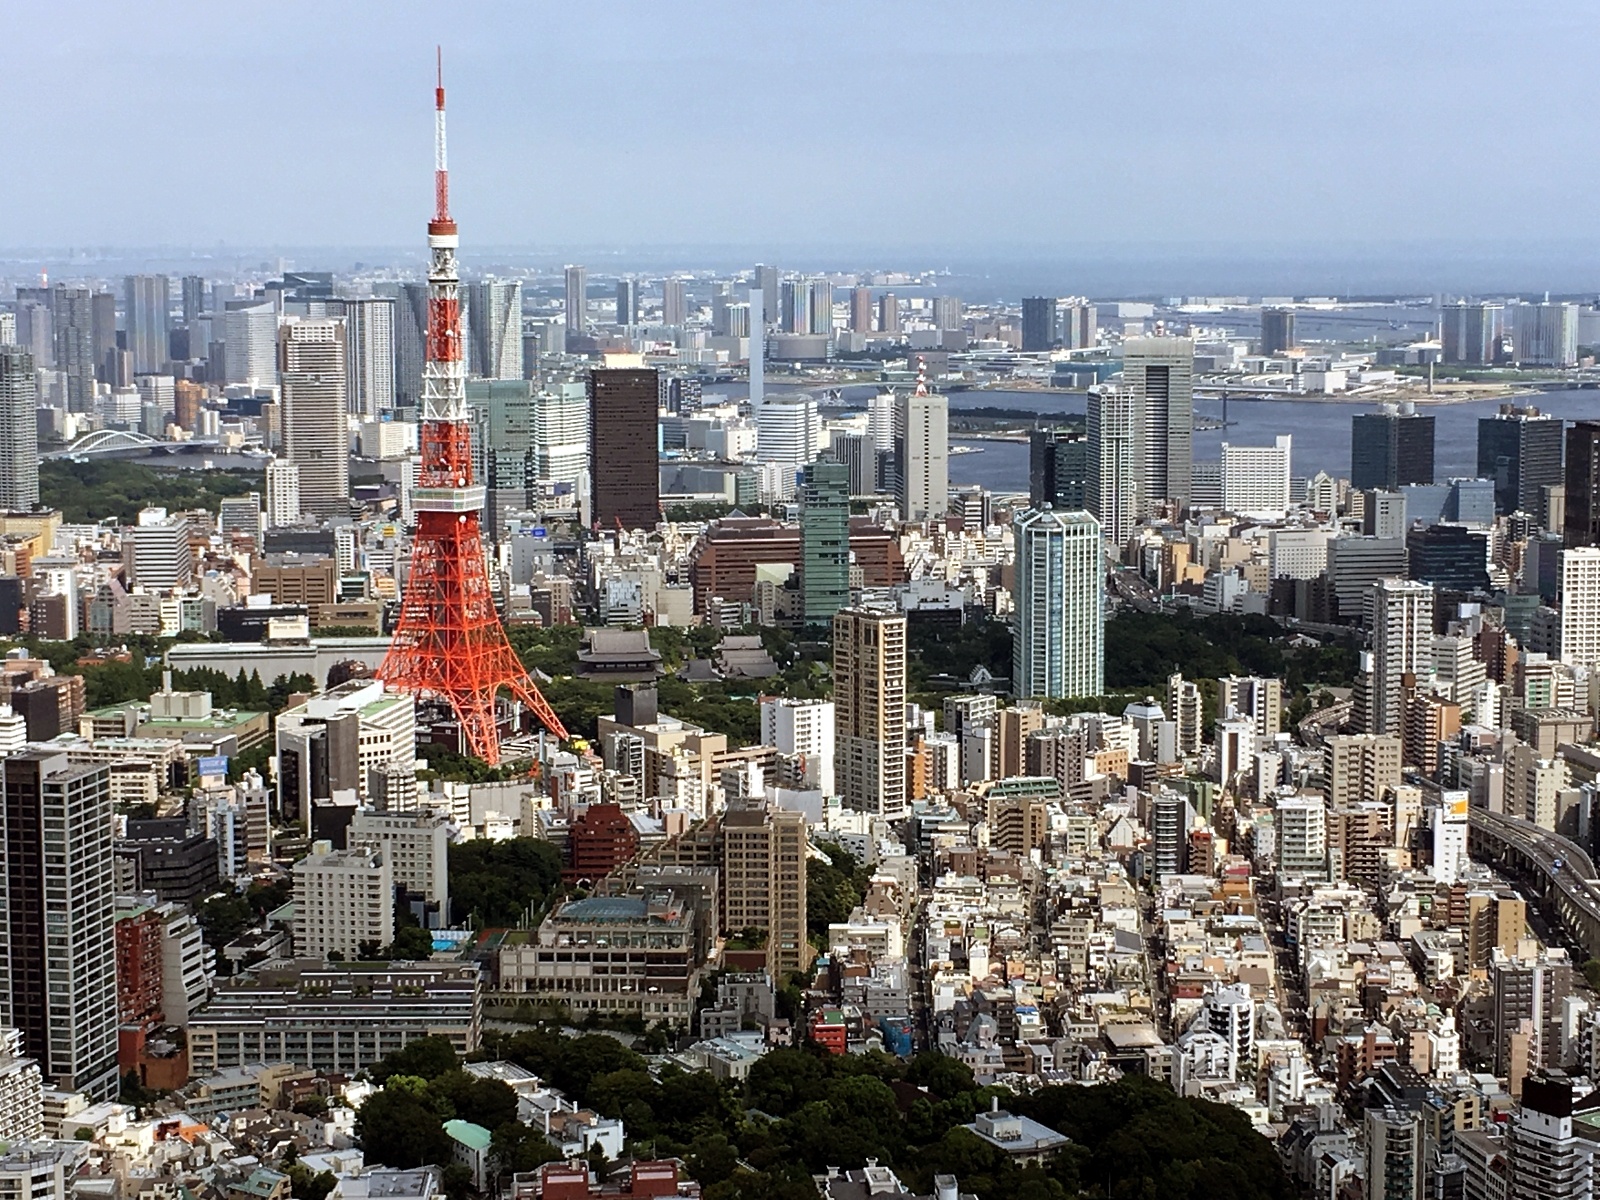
xmin=379 ymin=51 xmax=567 ymax=762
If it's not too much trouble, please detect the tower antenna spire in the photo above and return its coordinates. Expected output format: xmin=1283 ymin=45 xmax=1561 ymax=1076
xmin=433 ymin=45 xmax=450 ymax=225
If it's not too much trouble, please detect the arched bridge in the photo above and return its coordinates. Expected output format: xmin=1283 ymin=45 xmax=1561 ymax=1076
xmin=1469 ymin=808 xmax=1600 ymax=957
xmin=56 ymin=429 xmax=160 ymax=456
xmin=48 ymin=430 xmax=225 ymax=459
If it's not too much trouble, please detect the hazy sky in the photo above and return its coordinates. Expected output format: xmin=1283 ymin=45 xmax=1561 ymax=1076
xmin=4 ymin=0 xmax=1599 ymax=256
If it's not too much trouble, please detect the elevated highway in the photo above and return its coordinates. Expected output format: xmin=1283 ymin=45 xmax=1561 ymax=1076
xmin=1469 ymin=808 xmax=1600 ymax=957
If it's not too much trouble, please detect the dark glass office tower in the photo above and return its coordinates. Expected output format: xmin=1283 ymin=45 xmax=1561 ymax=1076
xmin=588 ymin=367 xmax=660 ymax=531
xmin=1029 ymin=428 xmax=1088 ymax=509
xmin=1564 ymin=420 xmax=1600 ymax=547
xmin=1351 ymin=409 xmax=1435 ymax=490
xmin=1478 ymin=406 xmax=1564 ymax=524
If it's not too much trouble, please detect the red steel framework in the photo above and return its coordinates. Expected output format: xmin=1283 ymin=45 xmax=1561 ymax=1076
xmin=379 ymin=50 xmax=567 ymax=762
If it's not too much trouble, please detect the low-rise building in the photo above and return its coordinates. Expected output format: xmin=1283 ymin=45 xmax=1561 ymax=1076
xmin=187 ymin=961 xmax=481 ymax=1074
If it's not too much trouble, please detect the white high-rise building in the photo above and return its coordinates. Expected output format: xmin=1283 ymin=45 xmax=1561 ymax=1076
xmin=279 ymin=319 xmax=350 ymax=518
xmin=1087 ymin=383 xmax=1138 ymax=545
xmin=0 ymin=345 xmax=40 ymax=512
xmin=895 ymin=378 xmax=948 ymax=522
xmin=225 ymin=303 xmax=278 ymax=385
xmin=760 ymin=697 xmax=836 ymax=795
xmin=1276 ymin=795 xmax=1328 ymax=879
xmin=1124 ymin=336 xmax=1194 ymax=512
xmin=1221 ymin=435 xmax=1292 ymax=518
xmin=1561 ymin=545 xmax=1600 ymax=669
xmin=466 ymin=280 xmax=523 ymax=381
xmin=332 ymin=297 xmax=397 ymax=418
xmin=291 ymin=842 xmax=394 ymax=961
xmin=124 ymin=511 xmax=193 ymax=591
xmin=1370 ymin=578 xmax=1434 ymax=737
xmin=1011 ymin=507 xmax=1104 ymax=700
xmin=1514 ymin=302 xmax=1579 ymax=368
xmin=756 ymin=394 xmax=821 ymax=500
xmin=534 ymin=381 xmax=590 ymax=488
xmin=833 ymin=608 xmax=907 ymax=819
xmin=266 ymin=459 xmax=301 ymax=527
xmin=867 ymin=390 xmax=895 ymax=453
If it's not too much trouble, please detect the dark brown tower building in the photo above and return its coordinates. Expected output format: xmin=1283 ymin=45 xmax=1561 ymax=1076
xmin=1564 ymin=420 xmax=1600 ymax=548
xmin=588 ymin=367 xmax=660 ymax=531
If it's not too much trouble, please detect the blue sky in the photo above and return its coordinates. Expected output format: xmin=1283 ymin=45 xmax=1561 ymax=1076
xmin=3 ymin=0 xmax=1598 ymax=254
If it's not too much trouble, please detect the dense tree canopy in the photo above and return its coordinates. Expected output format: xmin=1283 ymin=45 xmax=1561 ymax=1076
xmin=447 ymin=838 xmax=564 ymax=927
xmin=41 ymin=459 xmax=264 ymax=524
xmin=465 ymin=1030 xmax=1292 ymax=1200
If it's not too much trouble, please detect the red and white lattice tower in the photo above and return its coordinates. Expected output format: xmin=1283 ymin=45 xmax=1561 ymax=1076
xmin=378 ymin=51 xmax=567 ymax=762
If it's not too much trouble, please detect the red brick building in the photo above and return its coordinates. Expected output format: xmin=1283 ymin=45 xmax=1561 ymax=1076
xmin=115 ymin=906 xmax=164 ymax=1026
xmin=564 ymin=803 xmax=640 ymax=884
xmin=687 ymin=517 xmax=904 ymax=613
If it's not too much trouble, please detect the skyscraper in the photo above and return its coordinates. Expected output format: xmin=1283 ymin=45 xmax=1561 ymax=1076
xmin=895 ymin=373 xmax=948 ymax=522
xmin=1011 ymin=507 xmax=1104 ymax=700
xmin=756 ymin=393 xmax=821 ymax=474
xmin=615 ymin=279 xmax=638 ymax=326
xmin=393 ymin=282 xmax=430 ymax=408
xmin=331 ymin=296 xmax=397 ymax=418
xmin=224 ymin=303 xmax=278 ymax=386
xmin=1560 ymin=546 xmax=1600 ymax=670
xmin=849 ymin=286 xmax=873 ymax=334
xmin=588 ymin=367 xmax=659 ymax=530
xmin=1029 ymin=429 xmax=1089 ymax=509
xmin=0 ymin=752 xmax=118 ymax=1098
xmin=1351 ymin=408 xmax=1436 ymax=490
xmin=1220 ymin=436 xmax=1292 ymax=519
xmin=753 ymin=265 xmax=780 ymax=322
xmin=931 ymin=295 xmax=963 ymax=331
xmin=0 ymin=346 xmax=40 ymax=512
xmin=534 ymin=380 xmax=589 ymax=489
xmin=878 ymin=292 xmax=900 ymax=335
xmin=779 ymin=278 xmax=808 ymax=334
xmin=800 ymin=457 xmax=850 ymax=628
xmin=1440 ymin=300 xmax=1503 ymax=365
xmin=1260 ymin=307 xmax=1296 ymax=355
xmin=279 ymin=319 xmax=350 ymax=518
xmin=50 ymin=287 xmax=95 ymax=412
xmin=1478 ymin=405 xmax=1564 ymax=523
xmin=564 ymin=265 xmax=588 ymax=348
xmin=1563 ymin=420 xmax=1600 ymax=548
xmin=662 ymin=278 xmax=687 ymax=327
xmin=90 ymin=291 xmax=116 ymax=383
xmin=833 ymin=608 xmax=907 ymax=819
xmin=808 ymin=278 xmax=833 ymax=338
xmin=1370 ymin=578 xmax=1433 ymax=737
xmin=1086 ymin=383 xmax=1137 ymax=545
xmin=1123 ymin=336 xmax=1194 ymax=512
xmin=180 ymin=275 xmax=207 ymax=324
xmin=1021 ymin=297 xmax=1058 ymax=351
xmin=465 ymin=281 xmax=522 ymax=380
xmin=123 ymin=274 xmax=171 ymax=375
xmin=1514 ymin=302 xmax=1579 ymax=367
xmin=467 ymin=379 xmax=536 ymax=538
